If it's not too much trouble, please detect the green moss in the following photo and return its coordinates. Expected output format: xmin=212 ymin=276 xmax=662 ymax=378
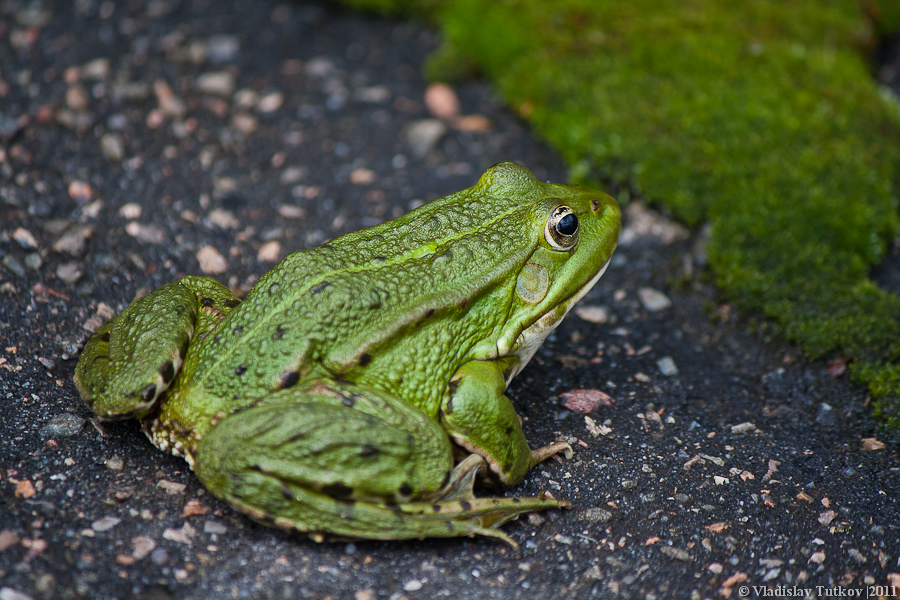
xmin=866 ymin=0 xmax=900 ymax=36
xmin=342 ymin=0 xmax=900 ymax=425
xmin=853 ymin=362 xmax=900 ymax=428
xmin=423 ymin=42 xmax=480 ymax=83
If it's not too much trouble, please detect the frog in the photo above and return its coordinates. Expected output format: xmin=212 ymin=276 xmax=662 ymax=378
xmin=74 ymin=161 xmax=620 ymax=546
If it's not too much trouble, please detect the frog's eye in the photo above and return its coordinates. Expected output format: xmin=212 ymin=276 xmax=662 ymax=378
xmin=545 ymin=205 xmax=579 ymax=251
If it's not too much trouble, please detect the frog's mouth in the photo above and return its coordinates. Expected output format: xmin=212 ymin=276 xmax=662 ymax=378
xmin=500 ymin=258 xmax=610 ymax=385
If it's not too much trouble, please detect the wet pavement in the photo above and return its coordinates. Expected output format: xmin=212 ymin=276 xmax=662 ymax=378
xmin=1 ymin=2 xmax=898 ymax=599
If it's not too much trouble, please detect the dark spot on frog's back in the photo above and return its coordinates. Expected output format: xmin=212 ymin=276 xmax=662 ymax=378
xmin=159 ymin=361 xmax=175 ymax=383
xmin=322 ymin=482 xmax=354 ymax=498
xmin=310 ymin=281 xmax=330 ymax=294
xmin=272 ymin=324 xmax=287 ymax=340
xmin=235 ymin=364 xmax=247 ymax=376
xmin=358 ymin=353 xmax=371 ymax=366
xmin=279 ymin=370 xmax=300 ymax=389
xmin=360 ymin=444 xmax=379 ymax=458
xmin=399 ymin=482 xmax=413 ymax=496
xmin=201 ymin=297 xmax=214 ymax=308
xmin=225 ymin=298 xmax=241 ymax=308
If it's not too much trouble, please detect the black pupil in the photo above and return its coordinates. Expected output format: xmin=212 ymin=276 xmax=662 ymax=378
xmin=557 ymin=213 xmax=578 ymax=236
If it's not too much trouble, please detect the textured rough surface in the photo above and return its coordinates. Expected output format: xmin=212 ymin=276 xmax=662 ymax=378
xmin=1 ymin=2 xmax=898 ymax=599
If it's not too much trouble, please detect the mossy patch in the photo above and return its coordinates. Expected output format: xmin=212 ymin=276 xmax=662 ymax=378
xmin=344 ymin=0 xmax=900 ymax=425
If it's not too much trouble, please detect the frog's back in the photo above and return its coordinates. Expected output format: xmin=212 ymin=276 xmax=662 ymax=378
xmin=189 ymin=164 xmax=545 ymax=410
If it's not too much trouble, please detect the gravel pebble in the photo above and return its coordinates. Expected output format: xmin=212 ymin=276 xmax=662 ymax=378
xmin=56 ymin=262 xmax=83 ymax=284
xmin=659 ymin=546 xmax=690 ymax=561
xmin=574 ymin=305 xmax=608 ymax=323
xmin=23 ymin=253 xmax=41 ymax=270
xmin=91 ymin=516 xmax=121 ymax=532
xmin=125 ymin=222 xmax=165 ymax=244
xmin=203 ymin=521 xmax=227 ymax=535
xmin=257 ymin=240 xmax=282 ymax=262
xmin=52 ymin=225 xmax=93 ymax=256
xmin=196 ymin=71 xmax=235 ymax=96
xmin=206 ymin=208 xmax=240 ymax=229
xmin=157 ymin=480 xmax=187 ymax=495
xmin=657 ymin=356 xmax=678 ymax=376
xmin=40 ymin=414 xmax=86 ymax=437
xmin=257 ymin=92 xmax=284 ymax=113
xmin=100 ymin=133 xmax=124 ymax=161
xmin=425 ymin=83 xmax=460 ymax=119
xmin=106 ymin=455 xmax=125 ymax=471
xmin=81 ymin=57 xmax=110 ymax=80
xmin=580 ymin=508 xmax=612 ymax=523
xmin=13 ymin=228 xmax=39 ymax=250
xmin=2 ymin=255 xmax=25 ymax=277
xmin=150 ymin=548 xmax=169 ymax=566
xmin=207 ymin=34 xmax=240 ymax=63
xmin=0 ymin=113 xmax=23 ymax=141
xmin=231 ymin=113 xmax=258 ymax=134
xmin=163 ymin=522 xmax=196 ymax=544
xmin=0 ymin=588 xmax=35 ymax=600
xmin=638 ymin=287 xmax=672 ymax=312
xmin=406 ymin=119 xmax=446 ymax=157
xmin=730 ymin=422 xmax=756 ymax=434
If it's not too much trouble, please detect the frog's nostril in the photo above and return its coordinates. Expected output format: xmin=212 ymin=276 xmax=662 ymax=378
xmin=591 ymin=199 xmax=600 ymax=212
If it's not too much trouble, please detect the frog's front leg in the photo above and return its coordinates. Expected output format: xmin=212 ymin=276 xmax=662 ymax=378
xmin=193 ymin=380 xmax=564 ymax=545
xmin=441 ymin=359 xmax=573 ymax=488
xmin=74 ymin=276 xmax=240 ymax=420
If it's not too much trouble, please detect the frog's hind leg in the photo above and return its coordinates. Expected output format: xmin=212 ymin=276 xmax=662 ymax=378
xmin=75 ymin=276 xmax=239 ymax=420
xmin=192 ymin=381 xmax=569 ymax=546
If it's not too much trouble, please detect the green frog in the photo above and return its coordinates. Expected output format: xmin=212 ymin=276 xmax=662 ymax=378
xmin=75 ymin=162 xmax=620 ymax=546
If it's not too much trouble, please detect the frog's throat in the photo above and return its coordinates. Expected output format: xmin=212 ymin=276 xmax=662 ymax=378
xmin=500 ymin=258 xmax=610 ymax=386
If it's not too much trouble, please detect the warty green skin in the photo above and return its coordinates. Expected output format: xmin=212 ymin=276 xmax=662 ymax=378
xmin=74 ymin=162 xmax=621 ymax=545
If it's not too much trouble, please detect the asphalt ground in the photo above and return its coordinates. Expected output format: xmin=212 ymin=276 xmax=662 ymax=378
xmin=1 ymin=2 xmax=899 ymax=599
